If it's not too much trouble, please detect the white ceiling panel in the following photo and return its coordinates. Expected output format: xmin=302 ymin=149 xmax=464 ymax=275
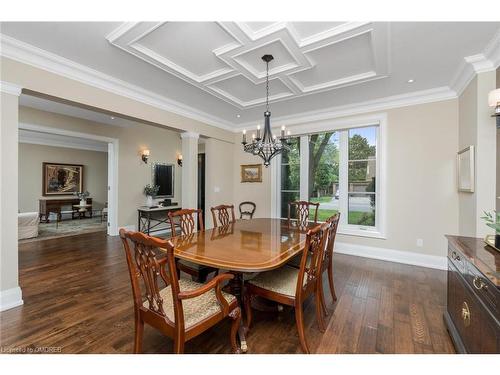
xmin=290 ymin=22 xmax=345 ymax=39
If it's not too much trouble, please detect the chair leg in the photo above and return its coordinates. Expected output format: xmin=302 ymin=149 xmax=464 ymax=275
xmin=294 ymin=302 xmax=310 ymax=354
xmin=315 ymin=287 xmax=326 ymax=333
xmin=173 ymin=335 xmax=185 ymax=354
xmin=327 ymin=262 xmax=337 ymax=302
xmin=243 ymin=293 xmax=253 ymax=331
xmin=319 ymin=275 xmax=328 ymax=317
xmin=134 ymin=316 xmax=144 ymax=354
xmin=229 ymin=307 xmax=241 ymax=354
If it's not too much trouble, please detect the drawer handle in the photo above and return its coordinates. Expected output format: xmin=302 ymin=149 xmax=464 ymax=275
xmin=472 ymin=276 xmax=487 ymax=290
xmin=461 ymin=301 xmax=471 ymax=327
xmin=451 ymin=251 xmax=461 ymax=261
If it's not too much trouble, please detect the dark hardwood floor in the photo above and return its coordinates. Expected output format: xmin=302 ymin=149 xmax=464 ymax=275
xmin=0 ymin=232 xmax=455 ymax=354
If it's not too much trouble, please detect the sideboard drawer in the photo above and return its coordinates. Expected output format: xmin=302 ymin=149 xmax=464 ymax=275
xmin=448 ymin=245 xmax=466 ymax=274
xmin=466 ymin=265 xmax=500 ymax=319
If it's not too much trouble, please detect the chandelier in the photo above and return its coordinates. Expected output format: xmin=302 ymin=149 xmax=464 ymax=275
xmin=241 ymin=54 xmax=291 ymax=167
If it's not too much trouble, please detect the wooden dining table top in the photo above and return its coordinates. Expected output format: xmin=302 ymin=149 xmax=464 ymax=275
xmin=169 ymin=218 xmax=317 ymax=273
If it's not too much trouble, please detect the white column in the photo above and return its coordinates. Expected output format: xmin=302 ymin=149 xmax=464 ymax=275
xmin=0 ymin=81 xmax=23 ymax=311
xmin=181 ymin=132 xmax=199 ymax=211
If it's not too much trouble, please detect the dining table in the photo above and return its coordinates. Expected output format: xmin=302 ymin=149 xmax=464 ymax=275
xmin=169 ymin=217 xmax=318 ymax=352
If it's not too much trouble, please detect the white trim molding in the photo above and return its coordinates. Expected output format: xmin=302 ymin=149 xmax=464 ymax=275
xmin=180 ymin=131 xmax=200 ymax=139
xmin=335 ymin=242 xmax=447 ymax=271
xmin=0 ymin=286 xmax=23 ymax=312
xmin=0 ymin=80 xmax=22 ymax=96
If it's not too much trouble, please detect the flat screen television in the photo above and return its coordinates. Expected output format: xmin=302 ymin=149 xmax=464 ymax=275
xmin=152 ymin=163 xmax=174 ymax=198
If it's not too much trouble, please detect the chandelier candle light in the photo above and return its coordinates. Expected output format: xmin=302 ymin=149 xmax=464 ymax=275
xmin=242 ymin=54 xmax=291 ymax=167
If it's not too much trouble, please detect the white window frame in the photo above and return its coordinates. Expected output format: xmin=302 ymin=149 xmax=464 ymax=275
xmin=271 ymin=113 xmax=387 ymax=239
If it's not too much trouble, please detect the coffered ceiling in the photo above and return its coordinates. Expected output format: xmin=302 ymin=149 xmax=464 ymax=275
xmin=1 ymin=22 xmax=499 ymax=130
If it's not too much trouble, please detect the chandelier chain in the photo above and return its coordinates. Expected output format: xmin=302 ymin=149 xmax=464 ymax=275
xmin=266 ymin=60 xmax=269 ymax=112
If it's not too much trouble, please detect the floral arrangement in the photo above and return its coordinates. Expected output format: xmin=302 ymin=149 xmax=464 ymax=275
xmin=73 ymin=191 xmax=90 ymax=200
xmin=144 ymin=184 xmax=160 ymax=197
xmin=481 ymin=211 xmax=500 ymax=233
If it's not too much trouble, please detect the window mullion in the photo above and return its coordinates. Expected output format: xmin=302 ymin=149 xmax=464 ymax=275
xmin=299 ymin=135 xmax=309 ymax=201
xmin=339 ymin=130 xmax=349 ymax=226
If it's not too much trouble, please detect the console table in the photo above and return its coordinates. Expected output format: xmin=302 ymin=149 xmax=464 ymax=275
xmin=39 ymin=197 xmax=93 ymax=222
xmin=444 ymin=235 xmax=500 ymax=353
xmin=137 ymin=205 xmax=179 ymax=235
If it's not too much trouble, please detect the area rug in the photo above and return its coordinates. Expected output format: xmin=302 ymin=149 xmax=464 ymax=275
xmin=19 ymin=216 xmax=107 ymax=244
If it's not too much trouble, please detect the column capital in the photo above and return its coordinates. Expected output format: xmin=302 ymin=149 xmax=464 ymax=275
xmin=0 ymin=81 xmax=22 ymax=96
xmin=180 ymin=131 xmax=199 ymax=139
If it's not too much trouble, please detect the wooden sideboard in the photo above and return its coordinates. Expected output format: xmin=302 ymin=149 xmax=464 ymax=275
xmin=444 ymin=235 xmax=500 ymax=353
xmin=39 ymin=197 xmax=93 ymax=222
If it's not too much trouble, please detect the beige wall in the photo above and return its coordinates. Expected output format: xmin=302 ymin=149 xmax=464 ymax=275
xmin=458 ymin=71 xmax=497 ymax=237
xmin=18 ymin=143 xmax=108 ymax=212
xmin=232 ymin=99 xmax=460 ymax=258
xmin=19 ymin=106 xmax=183 ymax=227
xmin=204 ymin=138 xmax=234 ymax=228
xmin=1 ymin=91 xmax=20 ymax=299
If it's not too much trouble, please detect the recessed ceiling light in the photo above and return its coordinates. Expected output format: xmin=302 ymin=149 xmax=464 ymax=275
xmin=407 ymin=79 xmax=415 ymax=83
xmin=236 ymin=114 xmax=241 ymax=118
xmin=110 ymin=116 xmax=115 ymax=120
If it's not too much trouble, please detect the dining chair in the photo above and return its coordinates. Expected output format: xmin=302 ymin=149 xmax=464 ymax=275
xmin=119 ymin=229 xmax=241 ymax=354
xmin=168 ymin=208 xmax=218 ymax=283
xmin=288 ymin=201 xmax=320 ymax=228
xmin=211 ymin=204 xmax=236 ymax=227
xmin=317 ymin=213 xmax=341 ymax=316
xmin=238 ymin=201 xmax=256 ymax=219
xmin=243 ymin=221 xmax=329 ymax=354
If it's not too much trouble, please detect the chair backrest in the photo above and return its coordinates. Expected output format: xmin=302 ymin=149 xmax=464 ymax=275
xmin=168 ymin=208 xmax=204 ymax=238
xmin=325 ymin=212 xmax=340 ymax=257
xmin=239 ymin=201 xmax=256 ymax=219
xmin=211 ymin=204 xmax=236 ymax=227
xmin=119 ymin=229 xmax=180 ymax=323
xmin=295 ymin=221 xmax=329 ymax=297
xmin=288 ymin=201 xmax=320 ymax=227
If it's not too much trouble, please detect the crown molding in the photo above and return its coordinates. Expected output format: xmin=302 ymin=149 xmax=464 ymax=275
xmin=236 ymin=86 xmax=457 ymax=131
xmin=19 ymin=129 xmax=108 ymax=152
xmin=450 ymin=29 xmax=500 ymax=96
xmin=0 ymin=34 xmax=236 ymax=132
xmin=180 ymin=131 xmax=200 ymax=139
xmin=0 ymin=80 xmax=22 ymax=96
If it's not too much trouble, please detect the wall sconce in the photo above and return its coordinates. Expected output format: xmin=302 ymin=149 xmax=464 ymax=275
xmin=488 ymin=88 xmax=500 ymax=128
xmin=141 ymin=149 xmax=150 ymax=164
xmin=177 ymin=154 xmax=183 ymax=167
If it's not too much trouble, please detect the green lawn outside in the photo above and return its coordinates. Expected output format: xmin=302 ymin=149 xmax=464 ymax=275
xmin=315 ymin=208 xmax=375 ymax=226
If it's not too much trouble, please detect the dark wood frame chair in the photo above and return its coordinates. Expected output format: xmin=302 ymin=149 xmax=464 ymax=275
xmin=211 ymin=204 xmax=236 ymax=227
xmin=243 ymin=222 xmax=329 ymax=353
xmin=168 ymin=208 xmax=218 ymax=282
xmin=318 ymin=213 xmax=341 ymax=316
xmin=238 ymin=201 xmax=256 ymax=219
xmin=120 ymin=229 xmax=241 ymax=353
xmin=288 ymin=201 xmax=320 ymax=227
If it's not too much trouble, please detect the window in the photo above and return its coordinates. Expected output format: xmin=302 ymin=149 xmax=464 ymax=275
xmin=274 ymin=116 xmax=385 ymax=238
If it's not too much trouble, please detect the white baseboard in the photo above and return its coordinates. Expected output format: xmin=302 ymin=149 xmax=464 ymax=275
xmin=0 ymin=286 xmax=24 ymax=312
xmin=335 ymin=242 xmax=447 ymax=270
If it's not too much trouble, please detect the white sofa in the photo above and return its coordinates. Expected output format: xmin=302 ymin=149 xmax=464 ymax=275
xmin=18 ymin=212 xmax=39 ymax=240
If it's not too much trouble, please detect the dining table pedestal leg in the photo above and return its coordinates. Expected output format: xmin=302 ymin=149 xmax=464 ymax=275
xmin=227 ymin=272 xmax=248 ymax=353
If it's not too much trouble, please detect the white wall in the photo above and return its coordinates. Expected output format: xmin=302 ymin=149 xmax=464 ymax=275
xmin=18 ymin=143 xmax=108 ymax=212
xmin=233 ymin=99 xmax=460 ymax=259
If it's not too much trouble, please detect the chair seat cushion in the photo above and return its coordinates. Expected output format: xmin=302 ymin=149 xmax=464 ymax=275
xmin=248 ymin=265 xmax=305 ymax=297
xmin=144 ymin=278 xmax=236 ymax=329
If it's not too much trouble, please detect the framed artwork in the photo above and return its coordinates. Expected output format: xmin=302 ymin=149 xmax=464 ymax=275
xmin=42 ymin=162 xmax=84 ymax=196
xmin=457 ymin=146 xmax=475 ymax=193
xmin=241 ymin=164 xmax=262 ymax=183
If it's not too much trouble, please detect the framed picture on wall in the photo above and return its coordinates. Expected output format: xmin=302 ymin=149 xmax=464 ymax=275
xmin=42 ymin=162 xmax=84 ymax=196
xmin=241 ymin=164 xmax=262 ymax=183
xmin=457 ymin=146 xmax=475 ymax=193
